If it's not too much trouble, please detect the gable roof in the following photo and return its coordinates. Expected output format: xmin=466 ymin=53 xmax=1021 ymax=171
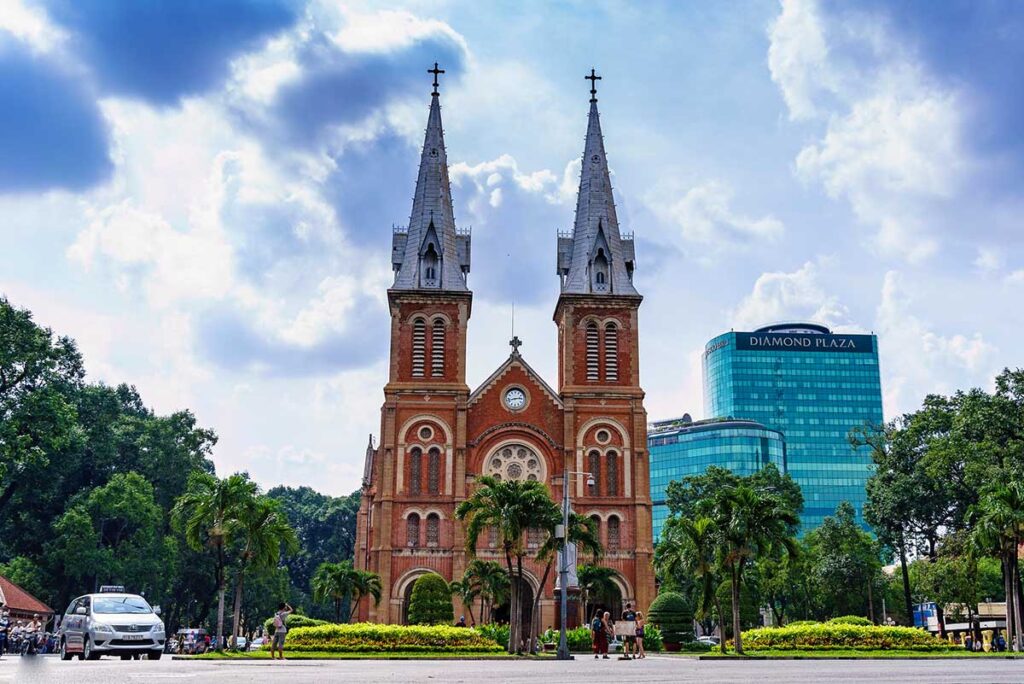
xmin=0 ymin=575 xmax=54 ymax=615
xmin=469 ymin=351 xmax=563 ymax=409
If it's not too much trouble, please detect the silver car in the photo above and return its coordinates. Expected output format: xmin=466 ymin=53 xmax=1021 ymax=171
xmin=58 ymin=589 xmax=166 ymax=660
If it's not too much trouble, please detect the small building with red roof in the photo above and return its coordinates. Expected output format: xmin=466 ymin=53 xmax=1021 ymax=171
xmin=0 ymin=575 xmax=54 ymax=621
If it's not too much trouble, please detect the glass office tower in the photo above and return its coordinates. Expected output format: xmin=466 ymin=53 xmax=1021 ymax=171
xmin=648 ymin=415 xmax=786 ymax=541
xmin=703 ymin=323 xmax=883 ymax=532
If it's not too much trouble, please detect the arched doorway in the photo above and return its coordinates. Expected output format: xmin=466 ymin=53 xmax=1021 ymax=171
xmin=401 ymin=581 xmax=416 ymax=625
xmin=493 ymin=577 xmax=534 ymax=648
xmin=584 ymin=581 xmax=622 ymax=626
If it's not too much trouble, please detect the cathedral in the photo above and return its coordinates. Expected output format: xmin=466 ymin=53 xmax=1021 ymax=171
xmin=354 ymin=67 xmax=655 ymax=630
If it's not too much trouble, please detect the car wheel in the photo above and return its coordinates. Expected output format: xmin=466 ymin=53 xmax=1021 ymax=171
xmin=148 ymin=650 xmax=162 ymax=660
xmin=60 ymin=638 xmax=74 ymax=661
xmin=84 ymin=637 xmax=100 ymax=660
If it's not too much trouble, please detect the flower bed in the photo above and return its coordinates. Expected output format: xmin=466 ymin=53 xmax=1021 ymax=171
xmin=743 ymin=623 xmax=951 ymax=652
xmin=266 ymin=623 xmax=505 ymax=654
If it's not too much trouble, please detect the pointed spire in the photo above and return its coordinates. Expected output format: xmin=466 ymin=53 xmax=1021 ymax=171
xmin=557 ymin=71 xmax=638 ymax=296
xmin=391 ymin=66 xmax=470 ymax=291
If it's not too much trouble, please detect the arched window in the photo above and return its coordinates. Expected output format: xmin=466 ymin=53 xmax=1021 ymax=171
xmin=409 ymin=447 xmax=422 ymax=495
xmin=487 ymin=525 xmax=498 ymax=549
xmin=430 ymin=318 xmax=445 ymax=377
xmin=406 ymin=513 xmax=420 ymax=547
xmin=427 ymin=447 xmax=440 ymax=495
xmin=422 ymin=243 xmax=439 ymax=285
xmin=412 ymin=318 xmax=426 ymax=378
xmin=426 ymin=513 xmax=440 ymax=547
xmin=604 ymin=323 xmax=618 ymax=382
xmin=585 ymin=322 xmax=599 ymax=382
xmin=588 ymin=450 xmax=601 ymax=496
xmin=607 ymin=515 xmax=621 ymax=551
xmin=592 ymin=249 xmax=609 ymax=291
xmin=527 ymin=527 xmax=543 ymax=549
xmin=590 ymin=515 xmax=602 ymax=544
xmin=606 ymin=450 xmax=619 ymax=496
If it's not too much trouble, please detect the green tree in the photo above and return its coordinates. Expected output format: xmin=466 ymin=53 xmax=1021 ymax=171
xmin=172 ymin=471 xmax=257 ymax=649
xmin=803 ymin=502 xmax=883 ymax=622
xmin=646 ymin=591 xmax=694 ymax=646
xmin=311 ymin=560 xmax=381 ymax=623
xmin=456 ymin=476 xmax=560 ymax=653
xmin=230 ymin=496 xmax=299 ymax=641
xmin=577 ymin=564 xmax=620 ymax=626
xmin=970 ymin=481 xmax=1024 ymax=650
xmin=461 ymin=559 xmax=509 ymax=624
xmin=655 ymin=515 xmax=725 ymax=650
xmin=407 ymin=573 xmax=453 ymax=625
xmin=449 ymin=578 xmax=480 ymax=626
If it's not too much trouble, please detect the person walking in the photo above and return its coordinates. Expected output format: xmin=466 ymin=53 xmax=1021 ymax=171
xmin=591 ymin=610 xmax=609 ymax=659
xmin=620 ymin=602 xmax=637 ymax=660
xmin=271 ymin=602 xmax=293 ymax=661
xmin=0 ymin=607 xmax=10 ymax=657
xmin=635 ymin=611 xmax=646 ymax=659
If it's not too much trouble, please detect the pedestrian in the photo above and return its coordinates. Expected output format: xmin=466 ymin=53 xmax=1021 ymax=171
xmin=964 ymin=634 xmax=973 ymax=651
xmin=635 ymin=611 xmax=646 ymax=659
xmin=591 ymin=610 xmax=609 ymax=659
xmin=271 ymin=602 xmax=293 ymax=660
xmin=620 ymin=602 xmax=637 ymax=660
xmin=996 ymin=631 xmax=1007 ymax=652
xmin=0 ymin=607 xmax=10 ymax=657
xmin=456 ymin=615 xmax=467 ymax=628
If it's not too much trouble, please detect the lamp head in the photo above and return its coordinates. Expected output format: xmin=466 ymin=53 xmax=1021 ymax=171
xmin=586 ymin=474 xmax=596 ymax=488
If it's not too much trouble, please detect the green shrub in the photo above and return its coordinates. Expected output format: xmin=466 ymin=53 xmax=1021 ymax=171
xmin=641 ymin=624 xmax=663 ymax=652
xmin=541 ymin=626 xmax=594 ymax=652
xmin=784 ymin=619 xmax=819 ymax=627
xmin=827 ymin=615 xmax=873 ymax=626
xmin=678 ymin=640 xmax=713 ymax=652
xmin=263 ymin=613 xmax=329 ymax=635
xmin=267 ymin=623 xmax=504 ymax=653
xmin=742 ymin=623 xmax=950 ymax=651
xmin=647 ymin=591 xmax=694 ymax=645
xmin=408 ymin=573 xmax=454 ymax=625
xmin=475 ymin=623 xmax=510 ymax=647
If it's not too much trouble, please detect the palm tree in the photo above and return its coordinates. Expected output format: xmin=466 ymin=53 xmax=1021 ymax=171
xmin=450 ymin=578 xmax=480 ymax=626
xmin=713 ymin=484 xmax=798 ymax=654
xmin=528 ymin=512 xmax=602 ymax=652
xmin=312 ymin=560 xmax=382 ymax=623
xmin=655 ymin=515 xmax=725 ymax=652
xmin=172 ymin=471 xmax=257 ymax=650
xmin=577 ymin=564 xmax=621 ymax=626
xmin=971 ymin=482 xmax=1024 ymax=651
xmin=456 ymin=475 xmax=560 ymax=653
xmin=350 ymin=568 xmax=383 ymax=623
xmin=463 ymin=559 xmax=509 ymax=623
xmin=230 ymin=496 xmax=298 ymax=642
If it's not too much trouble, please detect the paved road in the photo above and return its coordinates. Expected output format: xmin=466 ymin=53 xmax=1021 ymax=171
xmin=2 ymin=655 xmax=1023 ymax=683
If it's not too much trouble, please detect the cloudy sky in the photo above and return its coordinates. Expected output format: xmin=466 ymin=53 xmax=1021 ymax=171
xmin=2 ymin=0 xmax=1021 ymax=496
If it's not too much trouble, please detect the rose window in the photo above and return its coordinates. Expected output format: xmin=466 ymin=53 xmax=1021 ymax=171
xmin=484 ymin=444 xmax=545 ymax=483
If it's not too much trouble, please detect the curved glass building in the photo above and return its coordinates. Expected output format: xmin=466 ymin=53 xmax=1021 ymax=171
xmin=703 ymin=322 xmax=883 ymax=532
xmin=649 ymin=415 xmax=786 ymax=540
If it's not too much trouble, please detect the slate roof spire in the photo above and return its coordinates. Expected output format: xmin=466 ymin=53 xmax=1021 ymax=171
xmin=391 ymin=66 xmax=470 ymax=291
xmin=557 ymin=70 xmax=637 ymax=296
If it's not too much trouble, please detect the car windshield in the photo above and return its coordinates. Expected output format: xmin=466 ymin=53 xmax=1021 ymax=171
xmin=92 ymin=597 xmax=152 ymax=614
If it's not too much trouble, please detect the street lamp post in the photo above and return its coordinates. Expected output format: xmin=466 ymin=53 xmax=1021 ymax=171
xmin=557 ymin=469 xmax=594 ymax=661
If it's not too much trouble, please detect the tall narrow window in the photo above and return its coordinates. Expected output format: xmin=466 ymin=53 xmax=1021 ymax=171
xmin=586 ymin=322 xmax=599 ymax=382
xmin=607 ymin=516 xmax=621 ymax=551
xmin=604 ymin=323 xmax=618 ymax=382
xmin=426 ymin=513 xmax=440 ymax=547
xmin=487 ymin=525 xmax=498 ymax=549
xmin=406 ymin=514 xmax=420 ymax=547
xmin=431 ymin=319 xmax=445 ymax=377
xmin=590 ymin=515 xmax=602 ymax=545
xmin=588 ymin=450 xmax=601 ymax=496
xmin=527 ymin=527 xmax=543 ymax=548
xmin=412 ymin=318 xmax=426 ymax=377
xmin=606 ymin=450 xmax=618 ymax=496
xmin=409 ymin=447 xmax=422 ymax=495
xmin=427 ymin=447 xmax=440 ymax=495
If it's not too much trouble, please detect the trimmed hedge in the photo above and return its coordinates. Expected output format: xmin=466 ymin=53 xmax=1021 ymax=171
xmin=827 ymin=616 xmax=873 ymax=626
xmin=540 ymin=624 xmax=664 ymax=653
xmin=267 ymin=623 xmax=504 ymax=653
xmin=648 ymin=591 xmax=694 ymax=645
xmin=743 ymin=623 xmax=950 ymax=651
xmin=264 ymin=614 xmax=329 ymax=635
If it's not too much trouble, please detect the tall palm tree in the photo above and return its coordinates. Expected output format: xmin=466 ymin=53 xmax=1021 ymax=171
xmin=971 ymin=482 xmax=1024 ymax=651
xmin=463 ymin=559 xmax=509 ymax=623
xmin=312 ymin=560 xmax=382 ymax=623
xmin=449 ymin=578 xmax=480 ymax=626
xmin=172 ymin=471 xmax=257 ymax=650
xmin=528 ymin=512 xmax=602 ymax=652
xmin=230 ymin=496 xmax=298 ymax=642
xmin=713 ymin=484 xmax=798 ymax=654
xmin=349 ymin=568 xmax=383 ymax=623
xmin=577 ymin=564 xmax=621 ymax=626
xmin=456 ymin=475 xmax=560 ymax=653
xmin=655 ymin=515 xmax=725 ymax=652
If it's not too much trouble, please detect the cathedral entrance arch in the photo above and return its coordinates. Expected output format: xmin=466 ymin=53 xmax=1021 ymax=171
xmin=492 ymin=576 xmax=535 ymax=649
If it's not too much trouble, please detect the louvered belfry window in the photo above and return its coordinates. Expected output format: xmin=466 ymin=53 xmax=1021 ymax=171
xmin=409 ymin=448 xmax=422 ymax=495
xmin=407 ymin=514 xmax=420 ymax=547
xmin=606 ymin=450 xmax=618 ymax=496
xmin=426 ymin=513 xmax=440 ymax=547
xmin=588 ymin=450 xmax=601 ymax=495
xmin=586 ymin=322 xmax=599 ymax=381
xmin=431 ymin=318 xmax=445 ymax=377
xmin=412 ymin=318 xmax=426 ymax=377
xmin=604 ymin=323 xmax=618 ymax=381
xmin=427 ymin=448 xmax=440 ymax=495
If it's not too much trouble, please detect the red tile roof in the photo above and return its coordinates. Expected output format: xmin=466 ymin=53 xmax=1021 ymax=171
xmin=0 ymin=575 xmax=53 ymax=615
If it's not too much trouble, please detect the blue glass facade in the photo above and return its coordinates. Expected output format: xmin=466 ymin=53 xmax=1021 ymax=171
xmin=703 ymin=323 xmax=883 ymax=532
xmin=648 ymin=417 xmax=786 ymax=541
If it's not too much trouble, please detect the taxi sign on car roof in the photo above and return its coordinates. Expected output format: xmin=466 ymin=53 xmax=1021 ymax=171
xmin=99 ymin=585 xmax=126 ymax=593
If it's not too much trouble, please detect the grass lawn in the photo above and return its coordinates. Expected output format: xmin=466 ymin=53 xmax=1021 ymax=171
xmin=698 ymin=649 xmax=1023 ymax=659
xmin=185 ymin=650 xmax=535 ymax=660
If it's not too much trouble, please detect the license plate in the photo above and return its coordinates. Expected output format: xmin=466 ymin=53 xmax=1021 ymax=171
xmin=121 ymin=634 xmax=144 ymax=641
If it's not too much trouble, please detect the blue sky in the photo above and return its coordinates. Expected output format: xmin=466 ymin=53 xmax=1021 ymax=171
xmin=1 ymin=0 xmax=1021 ymax=495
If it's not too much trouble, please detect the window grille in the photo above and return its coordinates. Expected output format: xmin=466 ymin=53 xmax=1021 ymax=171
xmin=588 ymin=450 xmax=601 ymax=495
xmin=407 ymin=514 xmax=420 ymax=547
xmin=604 ymin=323 xmax=618 ymax=381
xmin=487 ymin=525 xmax=498 ymax=549
xmin=608 ymin=516 xmax=620 ymax=551
xmin=412 ymin=319 xmax=426 ymax=377
xmin=527 ymin=527 xmax=543 ymax=548
xmin=409 ymin=448 xmax=422 ymax=495
xmin=426 ymin=514 xmax=440 ymax=546
xmin=428 ymin=448 xmax=440 ymax=495
xmin=586 ymin=322 xmax=599 ymax=381
xmin=431 ymin=319 xmax=445 ymax=377
xmin=606 ymin=450 xmax=618 ymax=496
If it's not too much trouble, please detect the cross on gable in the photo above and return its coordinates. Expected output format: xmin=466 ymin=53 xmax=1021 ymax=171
xmin=509 ymin=336 xmax=523 ymax=354
xmin=586 ymin=68 xmax=601 ymax=102
xmin=428 ymin=62 xmax=445 ymax=95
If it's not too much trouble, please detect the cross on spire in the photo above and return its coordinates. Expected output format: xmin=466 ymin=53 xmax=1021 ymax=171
xmin=585 ymin=68 xmax=601 ymax=102
xmin=428 ymin=62 xmax=445 ymax=95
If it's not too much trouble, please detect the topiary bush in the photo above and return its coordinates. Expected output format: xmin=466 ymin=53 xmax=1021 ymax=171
xmin=269 ymin=623 xmax=504 ymax=653
xmin=647 ymin=591 xmax=694 ymax=646
xmin=264 ymin=613 xmax=329 ymax=635
xmin=827 ymin=615 xmax=873 ymax=626
xmin=742 ymin=623 xmax=951 ymax=651
xmin=407 ymin=573 xmax=454 ymax=625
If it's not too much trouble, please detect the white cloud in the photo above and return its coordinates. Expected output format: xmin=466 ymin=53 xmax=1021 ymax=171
xmin=0 ymin=0 xmax=65 ymax=52
xmin=767 ymin=0 xmax=834 ymax=120
xmin=974 ymin=247 xmax=1003 ymax=273
xmin=333 ymin=8 xmax=469 ymax=56
xmin=648 ymin=180 xmax=784 ymax=246
xmin=732 ymin=258 xmax=850 ymax=331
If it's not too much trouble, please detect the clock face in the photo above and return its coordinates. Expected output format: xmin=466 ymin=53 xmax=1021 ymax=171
xmin=504 ymin=388 xmax=526 ymax=410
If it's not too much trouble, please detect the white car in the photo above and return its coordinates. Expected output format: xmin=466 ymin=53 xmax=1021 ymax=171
xmin=58 ymin=587 xmax=166 ymax=660
xmin=696 ymin=635 xmax=720 ymax=646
